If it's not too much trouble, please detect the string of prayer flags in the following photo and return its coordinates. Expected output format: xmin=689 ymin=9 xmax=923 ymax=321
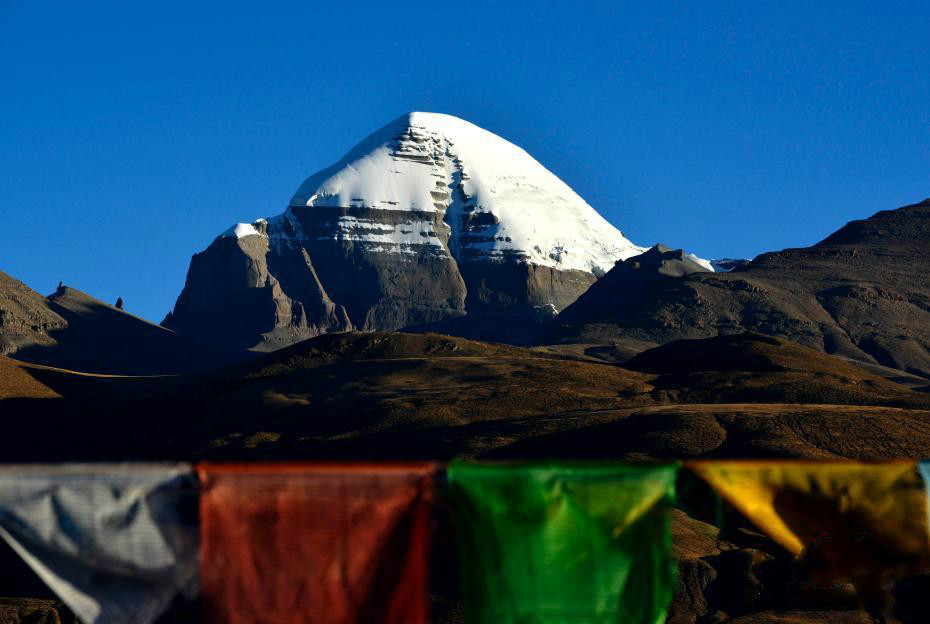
xmin=1 ymin=460 xmax=930 ymax=622
xmin=446 ymin=461 xmax=679 ymax=624
xmin=197 ymin=462 xmax=436 ymax=624
xmin=0 ymin=463 xmax=198 ymax=624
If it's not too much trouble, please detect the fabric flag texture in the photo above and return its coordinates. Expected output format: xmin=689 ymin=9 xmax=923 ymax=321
xmin=690 ymin=461 xmax=930 ymax=597
xmin=198 ymin=462 xmax=435 ymax=624
xmin=918 ymin=462 xmax=930 ymax=530
xmin=0 ymin=463 xmax=198 ymax=624
xmin=446 ymin=461 xmax=679 ymax=624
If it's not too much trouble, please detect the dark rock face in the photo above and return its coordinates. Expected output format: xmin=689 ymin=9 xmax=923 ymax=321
xmin=164 ymin=219 xmax=602 ymax=349
xmin=164 ymin=206 xmax=468 ymax=351
xmin=287 ymin=206 xmax=467 ymax=332
xmin=553 ymin=199 xmax=930 ymax=378
xmin=165 ymin=232 xmax=355 ymax=352
xmin=457 ymin=261 xmax=597 ymax=321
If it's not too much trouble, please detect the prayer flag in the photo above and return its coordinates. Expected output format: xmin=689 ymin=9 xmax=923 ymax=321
xmin=198 ymin=462 xmax=435 ymax=624
xmin=689 ymin=460 xmax=930 ymax=598
xmin=446 ymin=461 xmax=678 ymax=624
xmin=0 ymin=463 xmax=197 ymax=624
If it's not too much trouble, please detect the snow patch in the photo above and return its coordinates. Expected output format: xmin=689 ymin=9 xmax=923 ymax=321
xmin=220 ymin=221 xmax=267 ymax=240
xmin=686 ymin=253 xmax=715 ymax=272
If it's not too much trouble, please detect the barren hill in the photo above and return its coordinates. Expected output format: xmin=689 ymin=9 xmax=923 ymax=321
xmin=94 ymin=331 xmax=930 ymax=463
xmin=553 ymin=199 xmax=930 ymax=379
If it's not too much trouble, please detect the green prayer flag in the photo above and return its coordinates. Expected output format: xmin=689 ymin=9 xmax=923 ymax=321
xmin=447 ymin=461 xmax=679 ymax=624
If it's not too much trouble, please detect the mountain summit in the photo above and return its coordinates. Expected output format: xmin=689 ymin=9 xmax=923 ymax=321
xmin=287 ymin=112 xmax=641 ymax=273
xmin=165 ymin=112 xmax=646 ymax=350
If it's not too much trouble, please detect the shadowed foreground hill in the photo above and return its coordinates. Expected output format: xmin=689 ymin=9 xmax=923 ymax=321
xmin=106 ymin=331 xmax=930 ymax=463
xmin=0 ymin=355 xmax=189 ymax=461
xmin=7 ymin=331 xmax=930 ymax=463
xmin=552 ymin=199 xmax=930 ymax=379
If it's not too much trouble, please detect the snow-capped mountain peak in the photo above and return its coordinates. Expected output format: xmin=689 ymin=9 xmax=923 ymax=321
xmin=286 ymin=112 xmax=644 ymax=275
xmin=168 ymin=112 xmax=688 ymax=351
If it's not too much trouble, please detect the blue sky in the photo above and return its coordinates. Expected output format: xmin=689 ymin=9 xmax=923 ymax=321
xmin=1 ymin=1 xmax=927 ymax=323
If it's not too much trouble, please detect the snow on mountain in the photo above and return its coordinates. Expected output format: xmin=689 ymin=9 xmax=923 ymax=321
xmin=221 ymin=220 xmax=267 ymax=239
xmin=687 ymin=253 xmax=715 ymax=272
xmin=284 ymin=112 xmax=644 ymax=274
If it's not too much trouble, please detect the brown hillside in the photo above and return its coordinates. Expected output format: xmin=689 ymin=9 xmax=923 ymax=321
xmin=553 ymin=199 xmax=930 ymax=379
xmin=0 ymin=357 xmax=61 ymax=400
xmin=94 ymin=332 xmax=930 ymax=464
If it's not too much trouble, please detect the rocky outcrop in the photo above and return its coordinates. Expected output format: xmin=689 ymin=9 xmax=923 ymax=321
xmin=553 ymin=199 xmax=930 ymax=379
xmin=164 ymin=232 xmax=354 ymax=352
xmin=165 ymin=112 xmax=646 ymax=351
xmin=0 ymin=271 xmax=67 ymax=358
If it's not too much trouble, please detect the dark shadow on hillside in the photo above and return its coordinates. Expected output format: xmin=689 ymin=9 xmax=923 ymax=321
xmin=11 ymin=289 xmax=250 ymax=376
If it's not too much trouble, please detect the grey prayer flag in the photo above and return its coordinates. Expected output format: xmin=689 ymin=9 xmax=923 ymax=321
xmin=0 ymin=464 xmax=198 ymax=624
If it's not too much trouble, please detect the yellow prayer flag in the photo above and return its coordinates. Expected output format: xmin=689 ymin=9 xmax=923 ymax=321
xmin=688 ymin=461 xmax=930 ymax=600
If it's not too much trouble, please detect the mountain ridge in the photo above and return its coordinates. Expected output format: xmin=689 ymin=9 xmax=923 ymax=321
xmin=552 ymin=199 xmax=930 ymax=377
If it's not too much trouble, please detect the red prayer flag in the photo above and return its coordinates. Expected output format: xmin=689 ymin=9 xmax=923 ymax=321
xmin=198 ymin=462 xmax=435 ymax=624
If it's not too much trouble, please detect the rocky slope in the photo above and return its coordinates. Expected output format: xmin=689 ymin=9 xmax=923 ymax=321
xmin=554 ymin=243 xmax=711 ymax=333
xmin=0 ymin=271 xmax=241 ymax=374
xmin=165 ymin=112 xmax=648 ymax=351
xmin=0 ymin=271 xmax=67 ymax=357
xmin=553 ymin=199 xmax=930 ymax=378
